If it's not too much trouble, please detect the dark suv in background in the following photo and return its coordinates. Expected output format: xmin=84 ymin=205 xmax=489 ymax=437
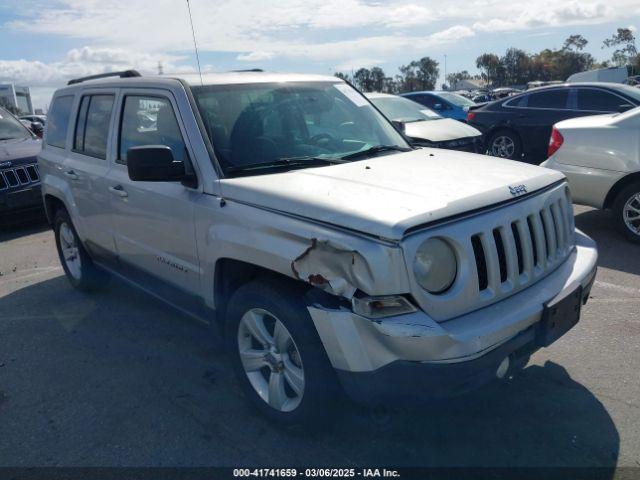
xmin=467 ymin=82 xmax=640 ymax=164
xmin=0 ymin=106 xmax=43 ymax=220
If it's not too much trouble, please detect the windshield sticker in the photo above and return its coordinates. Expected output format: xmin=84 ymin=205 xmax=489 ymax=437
xmin=334 ymin=84 xmax=369 ymax=107
xmin=421 ymin=109 xmax=440 ymax=118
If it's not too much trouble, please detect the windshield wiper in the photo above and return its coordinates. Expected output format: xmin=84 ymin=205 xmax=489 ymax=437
xmin=225 ymin=156 xmax=345 ymax=175
xmin=340 ymin=144 xmax=412 ymax=161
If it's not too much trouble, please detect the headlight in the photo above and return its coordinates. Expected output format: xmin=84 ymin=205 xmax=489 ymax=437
xmin=413 ymin=238 xmax=457 ymax=294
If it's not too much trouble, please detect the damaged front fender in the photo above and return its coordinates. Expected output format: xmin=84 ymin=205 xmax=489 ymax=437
xmin=291 ymin=238 xmax=376 ymax=298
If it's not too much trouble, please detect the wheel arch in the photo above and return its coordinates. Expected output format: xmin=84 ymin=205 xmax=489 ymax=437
xmin=603 ymin=172 xmax=640 ymax=210
xmin=212 ymin=258 xmax=344 ymax=331
xmin=43 ymin=194 xmax=68 ymax=224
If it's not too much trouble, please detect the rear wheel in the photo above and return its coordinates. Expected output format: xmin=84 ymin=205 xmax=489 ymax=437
xmin=53 ymin=209 xmax=109 ymax=291
xmin=488 ymin=129 xmax=522 ymax=160
xmin=613 ymin=183 xmax=640 ymax=244
xmin=226 ymin=280 xmax=339 ymax=425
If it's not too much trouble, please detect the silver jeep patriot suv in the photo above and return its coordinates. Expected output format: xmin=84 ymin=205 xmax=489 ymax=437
xmin=39 ymin=70 xmax=598 ymax=424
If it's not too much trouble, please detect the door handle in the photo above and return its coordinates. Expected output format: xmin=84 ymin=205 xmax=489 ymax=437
xmin=108 ymin=185 xmax=128 ymax=198
xmin=64 ymin=170 xmax=79 ymax=180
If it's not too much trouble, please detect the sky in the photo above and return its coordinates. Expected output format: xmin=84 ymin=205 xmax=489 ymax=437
xmin=0 ymin=0 xmax=639 ymax=111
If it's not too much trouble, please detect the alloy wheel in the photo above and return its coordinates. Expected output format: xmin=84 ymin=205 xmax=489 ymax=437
xmin=623 ymin=192 xmax=640 ymax=236
xmin=59 ymin=222 xmax=82 ymax=280
xmin=491 ymin=135 xmax=515 ymax=158
xmin=237 ymin=308 xmax=305 ymax=412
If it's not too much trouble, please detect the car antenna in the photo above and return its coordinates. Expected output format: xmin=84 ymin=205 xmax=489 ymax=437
xmin=186 ymin=0 xmax=204 ymax=85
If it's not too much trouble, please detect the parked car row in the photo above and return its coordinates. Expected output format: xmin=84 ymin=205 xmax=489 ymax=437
xmin=466 ymin=82 xmax=640 ymax=164
xmin=366 ymin=93 xmax=483 ymax=153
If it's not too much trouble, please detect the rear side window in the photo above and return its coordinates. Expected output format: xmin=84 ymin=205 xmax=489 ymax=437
xmin=577 ymin=89 xmax=624 ymax=112
xmin=504 ymin=95 xmax=527 ymax=108
xmin=46 ymin=95 xmax=74 ymax=148
xmin=73 ymin=95 xmax=115 ymax=159
xmin=413 ymin=94 xmax=438 ymax=109
xmin=526 ymin=89 xmax=568 ymax=109
xmin=118 ymin=95 xmax=186 ymax=164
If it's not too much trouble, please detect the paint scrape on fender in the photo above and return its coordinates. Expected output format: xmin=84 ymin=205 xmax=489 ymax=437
xmin=291 ymin=238 xmax=375 ymax=298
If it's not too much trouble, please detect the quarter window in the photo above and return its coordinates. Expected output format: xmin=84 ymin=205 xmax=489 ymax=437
xmin=73 ymin=94 xmax=115 ymax=159
xmin=577 ymin=89 xmax=624 ymax=112
xmin=526 ymin=89 xmax=568 ymax=109
xmin=118 ymin=96 xmax=186 ymax=164
xmin=46 ymin=95 xmax=74 ymax=148
xmin=414 ymin=95 xmax=438 ymax=109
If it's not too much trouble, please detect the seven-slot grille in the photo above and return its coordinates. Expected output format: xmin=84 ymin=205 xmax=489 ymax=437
xmin=0 ymin=163 xmax=40 ymax=190
xmin=470 ymin=193 xmax=574 ymax=295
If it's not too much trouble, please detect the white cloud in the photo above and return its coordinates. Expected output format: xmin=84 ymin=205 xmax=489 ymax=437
xmin=2 ymin=0 xmax=640 ymax=108
xmin=237 ymin=51 xmax=276 ymax=62
xmin=472 ymin=0 xmax=626 ymax=32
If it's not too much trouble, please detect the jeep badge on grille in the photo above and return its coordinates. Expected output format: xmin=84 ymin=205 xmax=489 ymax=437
xmin=509 ymin=184 xmax=527 ymax=197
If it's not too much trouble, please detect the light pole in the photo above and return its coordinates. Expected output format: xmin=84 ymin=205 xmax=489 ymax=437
xmin=444 ymin=54 xmax=448 ymax=89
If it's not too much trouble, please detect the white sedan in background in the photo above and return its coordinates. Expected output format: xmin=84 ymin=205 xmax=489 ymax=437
xmin=366 ymin=93 xmax=484 ymax=153
xmin=543 ymin=107 xmax=640 ymax=243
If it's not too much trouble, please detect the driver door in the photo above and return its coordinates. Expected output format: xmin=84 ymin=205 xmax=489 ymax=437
xmin=105 ymin=90 xmax=202 ymax=295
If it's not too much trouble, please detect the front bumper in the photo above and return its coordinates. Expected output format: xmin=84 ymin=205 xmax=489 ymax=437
xmin=308 ymin=230 xmax=597 ymax=404
xmin=0 ymin=184 xmax=43 ymax=215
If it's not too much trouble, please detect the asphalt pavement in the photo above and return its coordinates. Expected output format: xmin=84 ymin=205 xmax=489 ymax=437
xmin=0 ymin=206 xmax=638 ymax=470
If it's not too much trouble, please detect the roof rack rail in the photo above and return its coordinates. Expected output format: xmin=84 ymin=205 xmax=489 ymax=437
xmin=231 ymin=68 xmax=264 ymax=72
xmin=67 ymin=70 xmax=142 ymax=86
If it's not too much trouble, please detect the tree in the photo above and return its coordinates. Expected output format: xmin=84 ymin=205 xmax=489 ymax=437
xmin=501 ymin=48 xmax=531 ymax=85
xmin=381 ymin=76 xmax=399 ymax=94
xmin=563 ymin=34 xmax=588 ymax=52
xmin=397 ymin=57 xmax=439 ymax=92
xmin=476 ymin=53 xmax=502 ymax=86
xmin=603 ymin=28 xmax=638 ymax=67
xmin=353 ymin=68 xmax=373 ymax=91
xmin=369 ymin=67 xmax=386 ymax=92
xmin=446 ymin=70 xmax=471 ymax=90
xmin=334 ymin=72 xmax=352 ymax=83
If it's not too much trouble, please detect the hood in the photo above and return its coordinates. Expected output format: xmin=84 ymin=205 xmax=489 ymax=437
xmin=405 ymin=119 xmax=481 ymax=142
xmin=0 ymin=137 xmax=42 ymax=166
xmin=220 ymin=149 xmax=565 ymax=240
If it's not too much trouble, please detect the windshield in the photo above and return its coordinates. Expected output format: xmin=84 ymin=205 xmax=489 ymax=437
xmin=437 ymin=92 xmax=476 ymax=108
xmin=369 ymin=96 xmax=442 ymax=123
xmin=191 ymin=81 xmax=409 ymax=176
xmin=0 ymin=107 xmax=31 ymax=140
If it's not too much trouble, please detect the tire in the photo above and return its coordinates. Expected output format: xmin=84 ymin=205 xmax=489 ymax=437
xmin=225 ymin=279 xmax=340 ymax=426
xmin=488 ymin=129 xmax=523 ymax=160
xmin=53 ymin=208 xmax=109 ymax=291
xmin=612 ymin=182 xmax=640 ymax=244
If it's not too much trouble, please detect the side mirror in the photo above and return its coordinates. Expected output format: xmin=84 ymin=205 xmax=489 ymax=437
xmin=127 ymin=145 xmax=186 ymax=182
xmin=618 ymin=104 xmax=634 ymax=113
xmin=391 ymin=120 xmax=406 ymax=133
xmin=30 ymin=122 xmax=44 ymax=138
xmin=433 ymin=103 xmax=443 ymax=111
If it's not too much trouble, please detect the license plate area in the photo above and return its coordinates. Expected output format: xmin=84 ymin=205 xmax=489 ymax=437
xmin=538 ymin=286 xmax=583 ymax=347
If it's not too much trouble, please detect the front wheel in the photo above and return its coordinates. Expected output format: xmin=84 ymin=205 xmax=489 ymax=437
xmin=226 ymin=280 xmax=340 ymax=425
xmin=488 ymin=130 xmax=522 ymax=160
xmin=613 ymin=183 xmax=640 ymax=244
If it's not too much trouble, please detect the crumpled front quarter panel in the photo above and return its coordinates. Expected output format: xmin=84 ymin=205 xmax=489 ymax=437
xmin=193 ymin=194 xmax=412 ymax=308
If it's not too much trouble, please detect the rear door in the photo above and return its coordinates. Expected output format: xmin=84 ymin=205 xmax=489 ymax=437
xmin=514 ymin=88 xmax=572 ymax=160
xmin=65 ymin=90 xmax=118 ymax=254
xmin=105 ymin=89 xmax=202 ymax=295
